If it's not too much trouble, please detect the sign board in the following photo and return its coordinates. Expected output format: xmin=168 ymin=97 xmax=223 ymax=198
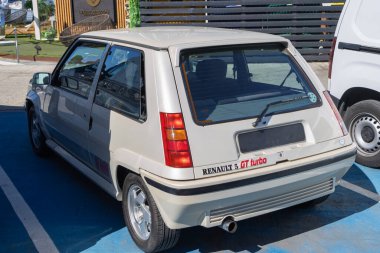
xmin=72 ymin=0 xmax=115 ymax=23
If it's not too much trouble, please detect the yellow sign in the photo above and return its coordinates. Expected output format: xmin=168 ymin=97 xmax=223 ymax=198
xmin=87 ymin=0 xmax=101 ymax=7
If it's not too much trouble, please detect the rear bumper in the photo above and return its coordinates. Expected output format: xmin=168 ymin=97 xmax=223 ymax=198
xmin=141 ymin=143 xmax=356 ymax=229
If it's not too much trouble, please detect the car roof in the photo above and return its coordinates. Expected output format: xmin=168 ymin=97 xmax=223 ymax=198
xmin=82 ymin=26 xmax=288 ymax=50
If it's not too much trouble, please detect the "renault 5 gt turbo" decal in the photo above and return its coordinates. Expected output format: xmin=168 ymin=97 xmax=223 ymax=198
xmin=201 ymin=157 xmax=269 ymax=176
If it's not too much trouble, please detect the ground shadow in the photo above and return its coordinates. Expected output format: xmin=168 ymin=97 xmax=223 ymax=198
xmin=343 ymin=163 xmax=378 ymax=193
xmin=1 ymin=111 xmax=378 ymax=253
xmin=0 ymin=105 xmax=24 ymax=111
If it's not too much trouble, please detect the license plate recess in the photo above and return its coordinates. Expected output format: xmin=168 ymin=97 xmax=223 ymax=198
xmin=238 ymin=123 xmax=306 ymax=153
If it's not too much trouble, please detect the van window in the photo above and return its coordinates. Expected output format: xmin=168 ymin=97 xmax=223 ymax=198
xmin=180 ymin=44 xmax=320 ymax=125
xmin=95 ymin=45 xmax=145 ymax=120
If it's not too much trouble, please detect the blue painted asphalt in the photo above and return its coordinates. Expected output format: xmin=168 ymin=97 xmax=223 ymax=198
xmin=0 ymin=189 xmax=38 ymax=253
xmin=1 ymin=110 xmax=380 ymax=253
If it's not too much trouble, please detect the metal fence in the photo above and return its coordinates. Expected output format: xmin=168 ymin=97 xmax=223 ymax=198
xmin=139 ymin=0 xmax=345 ymax=61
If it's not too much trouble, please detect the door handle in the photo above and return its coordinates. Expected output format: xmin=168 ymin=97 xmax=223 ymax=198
xmin=89 ymin=116 xmax=93 ymax=130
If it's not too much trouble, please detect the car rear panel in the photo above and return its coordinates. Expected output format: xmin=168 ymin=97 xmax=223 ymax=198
xmin=171 ymin=43 xmax=349 ymax=179
xmin=187 ymin=105 xmax=346 ymax=179
xmin=142 ymin=142 xmax=356 ymax=229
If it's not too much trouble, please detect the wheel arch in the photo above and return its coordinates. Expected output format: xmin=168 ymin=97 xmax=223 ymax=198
xmin=116 ymin=165 xmax=134 ymax=195
xmin=339 ymin=87 xmax=380 ymax=116
xmin=25 ymin=99 xmax=34 ymax=112
xmin=25 ymin=90 xmax=42 ymax=115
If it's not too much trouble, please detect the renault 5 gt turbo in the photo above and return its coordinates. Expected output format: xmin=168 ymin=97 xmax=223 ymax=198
xmin=26 ymin=27 xmax=356 ymax=252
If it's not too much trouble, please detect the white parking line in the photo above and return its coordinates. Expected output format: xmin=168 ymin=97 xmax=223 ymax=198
xmin=340 ymin=179 xmax=380 ymax=202
xmin=0 ymin=165 xmax=59 ymax=253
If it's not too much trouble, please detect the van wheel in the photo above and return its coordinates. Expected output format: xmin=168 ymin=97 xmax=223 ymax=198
xmin=344 ymin=100 xmax=380 ymax=167
xmin=27 ymin=107 xmax=48 ymax=156
xmin=122 ymin=173 xmax=180 ymax=253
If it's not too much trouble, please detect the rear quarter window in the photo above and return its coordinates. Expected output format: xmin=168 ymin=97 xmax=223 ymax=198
xmin=180 ymin=44 xmax=321 ymax=125
xmin=95 ymin=45 xmax=146 ymax=121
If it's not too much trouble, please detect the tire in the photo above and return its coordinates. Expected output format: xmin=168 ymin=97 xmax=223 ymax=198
xmin=122 ymin=173 xmax=180 ymax=253
xmin=344 ymin=100 xmax=380 ymax=167
xmin=27 ymin=107 xmax=48 ymax=156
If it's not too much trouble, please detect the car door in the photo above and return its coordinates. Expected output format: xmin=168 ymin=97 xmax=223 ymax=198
xmin=42 ymin=39 xmax=108 ymax=166
xmin=87 ymin=44 xmax=146 ymax=182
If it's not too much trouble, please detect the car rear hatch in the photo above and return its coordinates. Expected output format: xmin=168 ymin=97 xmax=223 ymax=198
xmin=171 ymin=42 xmax=347 ymax=179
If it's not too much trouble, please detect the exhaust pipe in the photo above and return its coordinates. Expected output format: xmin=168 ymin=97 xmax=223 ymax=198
xmin=220 ymin=217 xmax=237 ymax=233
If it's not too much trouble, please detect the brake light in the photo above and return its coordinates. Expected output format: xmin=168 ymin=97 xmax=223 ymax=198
xmin=328 ymin=37 xmax=337 ymax=79
xmin=323 ymin=91 xmax=348 ymax=136
xmin=160 ymin=113 xmax=193 ymax=168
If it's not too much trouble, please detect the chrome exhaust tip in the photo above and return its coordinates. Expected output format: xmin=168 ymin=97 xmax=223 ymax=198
xmin=220 ymin=217 xmax=237 ymax=233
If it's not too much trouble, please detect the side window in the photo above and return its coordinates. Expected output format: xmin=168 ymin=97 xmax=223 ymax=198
xmin=95 ymin=45 xmax=145 ymax=120
xmin=58 ymin=41 xmax=106 ymax=98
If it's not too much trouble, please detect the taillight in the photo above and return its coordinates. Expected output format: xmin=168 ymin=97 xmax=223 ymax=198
xmin=160 ymin=113 xmax=193 ymax=168
xmin=323 ymin=91 xmax=348 ymax=136
xmin=328 ymin=37 xmax=337 ymax=79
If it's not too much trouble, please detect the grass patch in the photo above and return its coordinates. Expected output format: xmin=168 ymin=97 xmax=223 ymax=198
xmin=0 ymin=36 xmax=67 ymax=58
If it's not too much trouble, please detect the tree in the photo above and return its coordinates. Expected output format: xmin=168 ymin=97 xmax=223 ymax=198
xmin=129 ymin=0 xmax=140 ymax=28
xmin=25 ymin=0 xmax=55 ymax=22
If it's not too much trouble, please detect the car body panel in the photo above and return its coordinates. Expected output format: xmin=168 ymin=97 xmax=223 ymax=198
xmin=84 ymin=27 xmax=287 ymax=51
xmin=329 ymin=0 xmax=380 ymax=99
xmin=26 ymin=27 xmax=356 ymax=229
xmin=171 ymin=43 xmax=346 ymax=178
xmin=142 ymin=143 xmax=356 ymax=229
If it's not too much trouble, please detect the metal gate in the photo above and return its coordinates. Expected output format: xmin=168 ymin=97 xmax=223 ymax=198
xmin=139 ymin=0 xmax=345 ymax=61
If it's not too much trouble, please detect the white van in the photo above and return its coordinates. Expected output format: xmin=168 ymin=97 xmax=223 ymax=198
xmin=329 ymin=0 xmax=380 ymax=167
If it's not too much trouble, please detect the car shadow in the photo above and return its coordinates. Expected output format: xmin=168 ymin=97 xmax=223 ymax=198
xmin=342 ymin=163 xmax=378 ymax=193
xmin=0 ymin=105 xmax=24 ymax=111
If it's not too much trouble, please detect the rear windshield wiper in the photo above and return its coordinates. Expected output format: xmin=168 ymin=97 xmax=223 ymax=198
xmin=253 ymin=95 xmax=310 ymax=127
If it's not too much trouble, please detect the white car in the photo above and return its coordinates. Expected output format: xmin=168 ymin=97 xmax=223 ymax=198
xmin=26 ymin=27 xmax=356 ymax=253
xmin=329 ymin=0 xmax=380 ymax=167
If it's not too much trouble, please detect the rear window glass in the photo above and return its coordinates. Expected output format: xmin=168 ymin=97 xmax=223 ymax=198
xmin=180 ymin=44 xmax=321 ymax=125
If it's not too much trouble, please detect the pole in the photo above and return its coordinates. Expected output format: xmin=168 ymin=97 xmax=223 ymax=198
xmin=32 ymin=0 xmax=40 ymax=40
xmin=14 ymin=28 xmax=19 ymax=63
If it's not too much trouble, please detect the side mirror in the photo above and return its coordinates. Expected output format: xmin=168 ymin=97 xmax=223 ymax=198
xmin=31 ymin=72 xmax=51 ymax=86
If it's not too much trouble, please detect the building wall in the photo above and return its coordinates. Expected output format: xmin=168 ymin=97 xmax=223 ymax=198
xmin=55 ymin=0 xmax=126 ymax=37
xmin=55 ymin=0 xmax=73 ymax=36
xmin=115 ymin=0 xmax=127 ymax=29
xmin=139 ymin=1 xmax=345 ymax=62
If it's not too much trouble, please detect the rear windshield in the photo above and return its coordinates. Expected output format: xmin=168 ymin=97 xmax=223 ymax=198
xmin=180 ymin=44 xmax=321 ymax=125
